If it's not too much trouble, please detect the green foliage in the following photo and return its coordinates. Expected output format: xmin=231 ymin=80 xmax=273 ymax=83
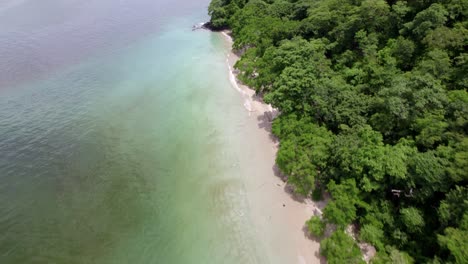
xmin=407 ymin=150 xmax=451 ymax=201
xmin=208 ymin=0 xmax=230 ymax=29
xmin=323 ymin=179 xmax=362 ymax=228
xmin=328 ymin=126 xmax=414 ymax=192
xmin=360 ymin=224 xmax=385 ymax=251
xmin=438 ymin=213 xmax=468 ymax=264
xmin=413 ymin=111 xmax=448 ymax=148
xmin=404 ymin=4 xmax=448 ymax=39
xmin=438 ymin=186 xmax=468 ymax=227
xmin=400 ymin=207 xmax=425 ymax=233
xmin=307 ymin=216 xmax=326 ymax=237
xmin=272 ymin=115 xmax=333 ymax=195
xmin=361 ymin=200 xmax=395 ymax=233
xmin=208 ymin=0 xmax=468 ymax=262
xmin=388 ymin=37 xmax=415 ymax=69
xmin=320 ymin=230 xmax=365 ymax=264
xmin=371 ymin=246 xmax=415 ymax=264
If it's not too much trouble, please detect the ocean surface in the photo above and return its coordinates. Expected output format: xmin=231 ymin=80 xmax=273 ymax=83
xmin=0 ymin=1 xmax=266 ymax=263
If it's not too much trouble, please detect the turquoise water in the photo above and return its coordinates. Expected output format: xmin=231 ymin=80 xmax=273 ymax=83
xmin=0 ymin=1 xmax=264 ymax=263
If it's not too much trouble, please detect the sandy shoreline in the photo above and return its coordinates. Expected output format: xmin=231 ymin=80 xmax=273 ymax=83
xmin=220 ymin=31 xmax=326 ymax=264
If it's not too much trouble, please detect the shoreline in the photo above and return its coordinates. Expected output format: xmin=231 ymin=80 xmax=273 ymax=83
xmin=219 ymin=31 xmax=326 ymax=264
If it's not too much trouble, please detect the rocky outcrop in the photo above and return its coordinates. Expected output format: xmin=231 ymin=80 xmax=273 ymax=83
xmin=192 ymin=22 xmax=227 ymax=31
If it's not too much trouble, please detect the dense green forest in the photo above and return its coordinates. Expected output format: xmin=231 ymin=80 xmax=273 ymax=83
xmin=207 ymin=0 xmax=467 ymax=263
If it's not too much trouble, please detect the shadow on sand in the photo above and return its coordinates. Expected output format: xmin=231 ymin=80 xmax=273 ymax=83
xmin=256 ymin=110 xmax=279 ymax=144
xmin=300 ymin=224 xmax=327 ymax=264
xmin=255 ymin=109 xmax=314 ymax=205
xmin=245 ymin=64 xmax=329 ymax=264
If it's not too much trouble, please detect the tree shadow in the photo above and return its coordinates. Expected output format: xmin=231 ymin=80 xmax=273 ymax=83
xmin=283 ymin=182 xmax=307 ymax=204
xmin=251 ymin=92 xmax=329 ymax=263
xmin=272 ymin=164 xmax=286 ymax=181
xmin=271 ymin=163 xmax=310 ymax=204
xmin=300 ymin=224 xmax=328 ymax=264
xmin=256 ymin=110 xmax=279 ymax=144
xmin=251 ymin=92 xmax=265 ymax=104
xmin=302 ymin=224 xmax=316 ymax=242
xmin=314 ymin=192 xmax=331 ymax=211
xmin=272 ymin=164 xmax=307 ymax=204
xmin=314 ymin=251 xmax=327 ymax=264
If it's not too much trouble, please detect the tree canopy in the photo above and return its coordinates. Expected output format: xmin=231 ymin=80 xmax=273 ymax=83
xmin=208 ymin=0 xmax=468 ymax=262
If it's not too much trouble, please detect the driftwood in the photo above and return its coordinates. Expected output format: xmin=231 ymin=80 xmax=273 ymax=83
xmin=391 ymin=188 xmax=414 ymax=197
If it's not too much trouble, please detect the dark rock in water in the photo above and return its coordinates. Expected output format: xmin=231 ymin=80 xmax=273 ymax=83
xmin=201 ymin=21 xmax=216 ymax=31
xmin=192 ymin=22 xmax=212 ymax=31
xmin=192 ymin=21 xmax=227 ymax=32
xmin=192 ymin=22 xmax=206 ymax=31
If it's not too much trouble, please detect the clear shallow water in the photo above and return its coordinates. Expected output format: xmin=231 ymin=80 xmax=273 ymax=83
xmin=0 ymin=1 xmax=264 ymax=263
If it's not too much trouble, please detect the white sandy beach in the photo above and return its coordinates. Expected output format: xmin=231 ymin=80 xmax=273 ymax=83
xmin=220 ymin=31 xmax=326 ymax=264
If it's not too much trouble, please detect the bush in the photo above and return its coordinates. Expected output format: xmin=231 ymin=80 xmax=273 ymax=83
xmin=307 ymin=216 xmax=326 ymax=237
xmin=320 ymin=230 xmax=364 ymax=264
